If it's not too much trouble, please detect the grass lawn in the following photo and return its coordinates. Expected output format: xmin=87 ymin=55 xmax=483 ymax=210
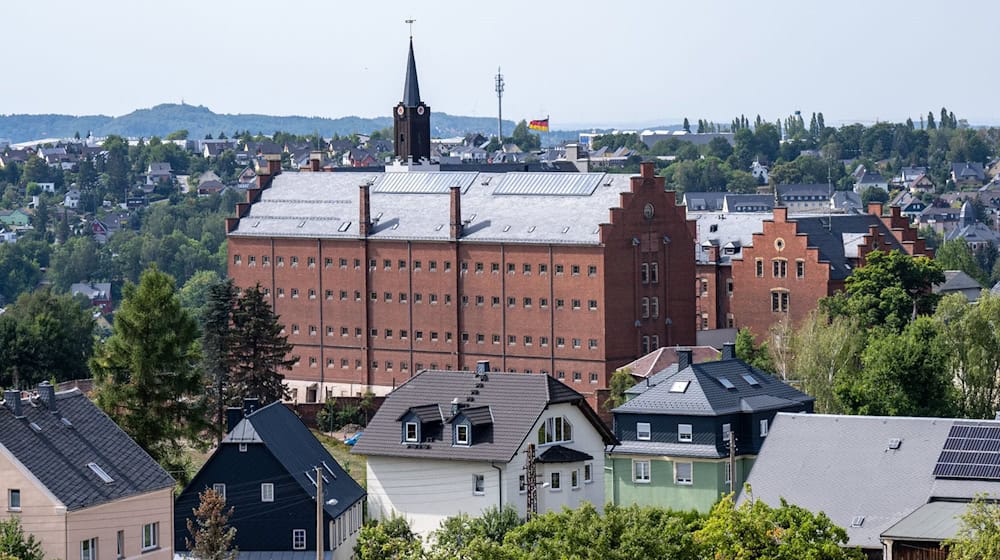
xmin=313 ymin=430 xmax=367 ymax=489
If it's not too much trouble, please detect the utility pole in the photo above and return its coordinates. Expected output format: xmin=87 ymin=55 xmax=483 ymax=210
xmin=316 ymin=466 xmax=323 ymax=560
xmin=525 ymin=443 xmax=538 ymax=519
xmin=495 ymin=67 xmax=505 ymax=147
xmin=728 ymin=430 xmax=736 ymax=492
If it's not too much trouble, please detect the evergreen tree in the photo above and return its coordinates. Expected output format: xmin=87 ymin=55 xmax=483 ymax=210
xmin=34 ymin=199 xmax=48 ymax=237
xmin=57 ymin=210 xmax=69 ymax=245
xmin=0 ymin=517 xmax=45 ymax=560
xmin=202 ymin=279 xmax=238 ymax=440
xmin=185 ymin=488 xmax=238 ymax=560
xmin=91 ymin=267 xmax=208 ymax=467
xmin=941 ymin=107 xmax=950 ymax=129
xmin=927 ymin=111 xmax=936 ymax=130
xmin=229 ymin=284 xmax=295 ymax=405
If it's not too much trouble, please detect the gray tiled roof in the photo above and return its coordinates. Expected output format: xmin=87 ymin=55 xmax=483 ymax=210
xmin=790 ymin=214 xmax=906 ymax=280
xmin=683 ymin=192 xmax=727 ymax=212
xmin=692 ymin=212 xmax=769 ymax=264
xmin=609 ymin=440 xmax=725 ymax=459
xmin=352 ymin=370 xmax=615 ymax=462
xmin=933 ymin=270 xmax=983 ymax=294
xmin=614 ymin=358 xmax=813 ymax=416
xmin=741 ymin=413 xmax=1000 ymax=551
xmin=231 ymin=402 xmax=365 ymax=519
xmin=775 ymin=183 xmax=833 ymax=199
xmin=0 ymin=389 xmax=174 ymax=511
xmin=230 ymin=170 xmax=637 ymax=245
xmin=880 ymin=501 xmax=967 ymax=542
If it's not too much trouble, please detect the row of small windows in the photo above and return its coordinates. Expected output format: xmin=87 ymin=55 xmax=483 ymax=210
xmin=518 ymin=463 xmax=594 ymax=494
xmin=754 ymin=258 xmax=805 ymax=279
xmin=640 ymin=335 xmax=661 ymax=355
xmin=271 ymin=288 xmax=599 ymax=311
xmin=232 ymin=255 xmax=598 ymax=277
xmin=284 ymin=324 xmax=598 ymax=349
xmin=640 ymin=297 xmax=660 ymax=318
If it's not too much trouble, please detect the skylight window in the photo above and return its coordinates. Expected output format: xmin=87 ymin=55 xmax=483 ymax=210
xmin=741 ymin=374 xmax=760 ymax=386
xmin=718 ymin=377 xmax=735 ymax=389
xmin=850 ymin=516 xmax=865 ymax=528
xmin=337 ymin=221 xmax=351 ymax=232
xmin=669 ymin=381 xmax=690 ymax=393
xmin=88 ymin=462 xmax=114 ymax=483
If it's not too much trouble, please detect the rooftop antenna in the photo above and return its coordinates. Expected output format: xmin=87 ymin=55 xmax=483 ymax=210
xmin=495 ymin=67 xmax=505 ymax=149
xmin=405 ymin=18 xmax=415 ymax=38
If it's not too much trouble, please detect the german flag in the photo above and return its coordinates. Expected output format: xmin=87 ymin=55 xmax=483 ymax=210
xmin=528 ymin=117 xmax=549 ymax=132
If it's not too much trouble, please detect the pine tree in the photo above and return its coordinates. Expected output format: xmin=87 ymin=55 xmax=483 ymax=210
xmin=927 ymin=111 xmax=936 ymax=130
xmin=229 ymin=284 xmax=296 ymax=405
xmin=202 ymin=279 xmax=238 ymax=441
xmin=682 ymin=118 xmax=690 ymax=133
xmin=91 ymin=266 xmax=209 ymax=467
xmin=185 ymin=488 xmax=238 ymax=560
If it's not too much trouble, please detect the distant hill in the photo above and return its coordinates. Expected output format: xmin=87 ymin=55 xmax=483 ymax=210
xmin=0 ymin=103 xmax=520 ymax=143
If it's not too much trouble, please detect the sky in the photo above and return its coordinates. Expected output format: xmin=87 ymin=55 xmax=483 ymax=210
xmin=5 ymin=0 xmax=1000 ymax=129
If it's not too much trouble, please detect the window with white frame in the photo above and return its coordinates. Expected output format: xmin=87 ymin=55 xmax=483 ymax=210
xmin=760 ymin=419 xmax=769 ymax=437
xmin=292 ymin=529 xmax=306 ymax=550
xmin=81 ymin=538 xmax=98 ymax=560
xmin=571 ymin=469 xmax=580 ymax=489
xmin=675 ymin=462 xmax=693 ymax=485
xmin=633 ymin=460 xmax=651 ymax=483
xmin=637 ymin=422 xmax=651 ymax=441
xmin=456 ymin=424 xmax=470 ymax=445
xmin=261 ymin=483 xmax=274 ymax=502
xmin=519 ymin=474 xmax=527 ymax=494
xmin=7 ymin=489 xmax=20 ymax=511
xmin=473 ymin=474 xmax=485 ymax=495
xmin=678 ymin=424 xmax=693 ymax=442
xmin=142 ymin=522 xmax=159 ymax=551
xmin=212 ymin=483 xmax=226 ymax=499
xmin=537 ymin=416 xmax=573 ymax=445
xmin=584 ymin=463 xmax=593 ymax=483
xmin=404 ymin=422 xmax=418 ymax=442
xmin=550 ymin=472 xmax=561 ymax=491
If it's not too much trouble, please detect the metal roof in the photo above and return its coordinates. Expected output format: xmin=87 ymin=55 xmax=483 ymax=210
xmin=372 ymin=171 xmax=476 ymax=194
xmin=880 ymin=501 xmax=968 ymax=542
xmin=492 ymin=172 xmax=604 ymax=196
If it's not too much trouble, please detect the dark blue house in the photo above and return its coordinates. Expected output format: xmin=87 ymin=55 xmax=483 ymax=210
xmin=606 ymin=344 xmax=813 ymax=512
xmin=174 ymin=400 xmax=365 ymax=559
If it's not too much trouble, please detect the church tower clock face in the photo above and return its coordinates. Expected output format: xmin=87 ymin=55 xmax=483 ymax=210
xmin=397 ymin=106 xmax=405 ymax=116
xmin=417 ymin=106 xmax=425 ymax=116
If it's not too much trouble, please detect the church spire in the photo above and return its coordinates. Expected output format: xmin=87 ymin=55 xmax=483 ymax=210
xmin=402 ymin=37 xmax=421 ymax=107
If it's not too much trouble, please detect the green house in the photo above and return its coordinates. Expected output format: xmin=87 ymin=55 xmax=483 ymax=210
xmin=0 ymin=209 xmax=30 ymax=227
xmin=605 ymin=344 xmax=813 ymax=513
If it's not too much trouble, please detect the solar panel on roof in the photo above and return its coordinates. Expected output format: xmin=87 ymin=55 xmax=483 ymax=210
xmin=933 ymin=422 xmax=1000 ymax=480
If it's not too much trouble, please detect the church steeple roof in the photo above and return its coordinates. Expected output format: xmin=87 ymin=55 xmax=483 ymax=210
xmin=402 ymin=38 xmax=421 ymax=107
xmin=960 ymin=200 xmax=975 ymax=226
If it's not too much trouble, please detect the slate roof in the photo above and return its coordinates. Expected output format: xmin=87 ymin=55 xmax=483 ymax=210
xmin=742 ymin=414 xmax=1000 ymax=551
xmin=952 ymin=162 xmax=985 ymax=181
xmin=944 ymin=222 xmax=1000 ymax=244
xmin=693 ymin=212 xmax=769 ymax=264
xmin=352 ymin=370 xmax=616 ymax=462
xmin=723 ymin=194 xmax=774 ymax=212
xmin=0 ymin=388 xmax=174 ymax=511
xmin=932 ymin=270 xmax=983 ymax=296
xmin=775 ymin=183 xmax=833 ymax=201
xmin=535 ymin=444 xmax=593 ymax=463
xmin=402 ymin=38 xmax=421 ymax=107
xmin=790 ymin=214 xmax=906 ymax=280
xmin=221 ymin=402 xmax=365 ymax=519
xmin=613 ymin=358 xmax=813 ymax=416
xmin=230 ymin=170 xmax=640 ymax=245
xmin=683 ymin=191 xmax=726 ymax=212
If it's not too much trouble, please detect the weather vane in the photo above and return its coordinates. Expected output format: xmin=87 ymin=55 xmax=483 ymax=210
xmin=405 ymin=18 xmax=415 ymax=38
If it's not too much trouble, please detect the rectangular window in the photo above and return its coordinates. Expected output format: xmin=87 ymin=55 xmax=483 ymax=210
xmin=572 ymin=265 xmax=581 ymax=276
xmin=324 ymin=257 xmax=332 ymax=268
xmin=796 ymin=260 xmax=805 ymax=278
xmin=399 ymin=259 xmax=407 ymax=269
xmin=429 ymin=260 xmax=437 ymax=271
xmin=773 ymin=259 xmax=787 ymax=278
xmin=456 ymin=424 xmax=470 ymax=445
xmin=675 ymin=462 xmax=693 ymax=485
xmin=771 ymin=291 xmax=790 ymax=312
xmin=413 ymin=260 xmax=422 ymax=270
xmin=212 ymin=483 xmax=226 ymax=499
xmin=475 ymin=262 xmax=483 ymax=272
xmin=308 ymin=257 xmax=316 ymax=268
xmin=571 ymin=469 xmax=580 ymax=489
xmin=755 ymin=258 xmax=764 ymax=277
xmin=637 ymin=422 xmax=651 ymax=441
xmin=142 ymin=522 xmax=159 ymax=551
xmin=7 ymin=489 xmax=20 ymax=511
xmin=651 ymin=297 xmax=659 ymax=318
xmin=588 ymin=265 xmax=597 ymax=276
xmin=540 ymin=336 xmax=549 ymax=347
xmin=233 ymin=254 xmax=242 ymax=265
xmin=491 ymin=262 xmax=500 ymax=273
xmin=584 ymin=463 xmax=593 ymax=483
xmin=760 ymin=419 xmax=769 ymax=437
xmin=519 ymin=474 xmax=527 ymax=493
xmin=340 ymin=258 xmax=348 ymax=268
xmin=292 ymin=529 xmax=306 ymax=550
xmin=261 ymin=483 xmax=274 ymax=502
xmin=117 ymin=530 xmax=124 ymax=560
xmin=523 ymin=263 xmax=532 ymax=274
xmin=678 ymin=424 xmax=693 ymax=442
xmin=641 ymin=297 xmax=650 ymax=318
xmin=473 ymin=474 xmax=485 ymax=495
xmin=589 ymin=371 xmax=599 ymax=383
xmin=650 ymin=263 xmax=659 ymax=283
xmin=507 ymin=263 xmax=516 ymax=274
xmin=640 ymin=263 xmax=649 ymax=283
xmin=550 ymin=472 xmax=561 ymax=491
xmin=633 ymin=460 xmax=651 ymax=483
xmin=722 ymin=423 xmax=732 ymax=445
xmin=555 ymin=264 xmax=564 ymax=275
xmin=588 ymin=300 xmax=598 ymax=310
xmin=81 ymin=538 xmax=98 ymax=560
xmin=405 ymin=422 xmax=418 ymax=442
xmin=539 ymin=263 xmax=548 ymax=274
xmin=291 ymin=256 xmax=299 ymax=267
xmin=540 ymin=298 xmax=549 ymax=308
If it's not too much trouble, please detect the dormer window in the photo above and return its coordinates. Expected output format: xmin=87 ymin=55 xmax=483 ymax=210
xmin=404 ymin=422 xmax=418 ymax=442
xmin=455 ymin=423 xmax=470 ymax=446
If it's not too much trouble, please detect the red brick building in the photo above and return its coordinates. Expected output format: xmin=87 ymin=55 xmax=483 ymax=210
xmin=728 ymin=203 xmax=931 ymax=340
xmin=226 ymin=160 xmax=696 ymax=402
xmin=693 ymin=213 xmax=767 ymax=332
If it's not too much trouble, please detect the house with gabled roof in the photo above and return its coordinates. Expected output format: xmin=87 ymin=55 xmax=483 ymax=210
xmin=175 ymin=399 xmax=365 ymax=560
xmin=944 ymin=201 xmax=1000 ymax=251
xmin=951 ymin=162 xmax=986 ymax=188
xmin=352 ymin=364 xmax=616 ymax=538
xmin=742 ymin=413 xmax=1000 ymax=560
xmin=1 ymin=383 xmax=175 ymax=560
xmin=607 ymin=345 xmax=812 ymax=512
xmin=775 ymin=183 xmax=834 ymax=212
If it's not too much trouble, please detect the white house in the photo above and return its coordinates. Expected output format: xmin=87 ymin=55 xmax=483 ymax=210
xmin=352 ymin=365 xmax=616 ymax=539
xmin=63 ymin=188 xmax=80 ymax=209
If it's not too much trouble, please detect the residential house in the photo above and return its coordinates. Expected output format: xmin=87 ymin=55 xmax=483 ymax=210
xmin=774 ymin=183 xmax=834 ymax=212
xmin=64 ymin=189 xmax=81 ymax=209
xmin=70 ymin=282 xmax=113 ymax=315
xmin=944 ymin=201 xmax=1000 ymax=251
xmin=607 ymin=345 xmax=813 ymax=513
xmin=853 ymin=172 xmax=889 ymax=194
xmin=722 ymin=194 xmax=774 ymax=213
xmin=951 ymin=162 xmax=986 ymax=188
xmin=932 ymin=270 xmax=983 ymax=303
xmin=916 ymin=205 xmax=962 ymax=234
xmin=830 ymin=190 xmax=863 ymax=213
xmin=750 ymin=160 xmax=769 ymax=184
xmin=0 ymin=228 xmax=16 ymax=243
xmin=236 ymin=166 xmax=257 ymax=189
xmin=0 ymin=148 xmax=31 ymax=168
xmin=895 ymin=166 xmax=927 ymax=186
xmin=352 ymin=366 xmax=617 ymax=538
xmin=0 ymin=208 xmax=30 ymax=228
xmin=683 ymin=192 xmax=727 ymax=212
xmin=342 ymin=148 xmax=378 ymax=167
xmin=907 ymin=174 xmax=936 ymax=194
xmin=202 ymin=140 xmax=236 ymax=158
xmin=742 ymin=413 xmax=1000 ymax=560
xmin=175 ymin=400 xmax=365 ymax=560
xmin=145 ymin=162 xmax=172 ymax=186
xmin=1 ymin=384 xmax=175 ymax=560
xmin=890 ymin=192 xmax=927 ymax=220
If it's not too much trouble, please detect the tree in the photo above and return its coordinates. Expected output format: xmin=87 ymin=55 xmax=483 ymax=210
xmin=935 ymin=293 xmax=1000 ymax=419
xmin=185 ymin=488 xmax=237 ymax=560
xmin=0 ymin=242 xmax=43 ymax=303
xmin=430 ymin=506 xmax=521 ymax=559
xmin=508 ymin=120 xmax=541 ymax=152
xmin=694 ymin=489 xmax=863 ymax=560
xmin=735 ymin=327 xmax=774 ymax=372
xmin=790 ymin=311 xmax=864 ymax=414
xmin=837 ymin=318 xmax=954 ymax=417
xmin=0 ymin=517 xmax=45 ymax=560
xmin=946 ymin=494 xmax=1000 ymax=560
xmin=706 ymin=136 xmax=733 ymax=160
xmin=90 ymin=267 xmax=209 ymax=469
xmin=936 ymin=238 xmax=987 ymax=284
xmin=604 ymin=367 xmax=636 ymax=411
xmin=354 ymin=516 xmax=424 ymax=560
xmin=682 ymin=118 xmax=691 ymax=133
xmin=228 ymin=284 xmax=295 ymax=405
xmin=202 ymin=278 xmax=238 ymax=440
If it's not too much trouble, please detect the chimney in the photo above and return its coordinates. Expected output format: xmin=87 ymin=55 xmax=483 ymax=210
xmin=722 ymin=342 xmax=736 ymax=361
xmin=640 ymin=161 xmax=655 ymax=179
xmin=309 ymin=151 xmax=322 ymax=172
xmin=704 ymin=242 xmax=719 ymax=263
xmin=37 ymin=382 xmax=57 ymax=413
xmin=225 ymin=406 xmax=243 ymax=433
xmin=773 ymin=206 xmax=788 ymax=222
xmin=242 ymin=398 xmax=260 ymax=417
xmin=359 ymin=183 xmax=372 ymax=236
xmin=475 ymin=360 xmax=490 ymax=374
xmin=265 ymin=154 xmax=282 ymax=176
xmin=451 ymin=397 xmax=460 ymax=417
xmin=676 ymin=348 xmax=692 ymax=370
xmin=867 ymin=202 xmax=884 ymax=216
xmin=3 ymin=390 xmax=24 ymax=418
xmin=450 ymin=185 xmax=462 ymax=239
